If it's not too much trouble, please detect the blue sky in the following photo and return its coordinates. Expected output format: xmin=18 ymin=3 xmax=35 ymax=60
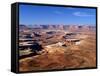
xmin=19 ymin=4 xmax=96 ymax=26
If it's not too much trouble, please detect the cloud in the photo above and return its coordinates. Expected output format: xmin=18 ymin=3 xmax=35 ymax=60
xmin=54 ymin=11 xmax=62 ymax=14
xmin=73 ymin=12 xmax=94 ymax=17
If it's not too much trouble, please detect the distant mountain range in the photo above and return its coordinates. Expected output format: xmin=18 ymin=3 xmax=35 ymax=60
xmin=19 ymin=24 xmax=96 ymax=31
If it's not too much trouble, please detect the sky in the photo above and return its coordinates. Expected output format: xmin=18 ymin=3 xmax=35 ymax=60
xmin=19 ymin=4 xmax=96 ymax=26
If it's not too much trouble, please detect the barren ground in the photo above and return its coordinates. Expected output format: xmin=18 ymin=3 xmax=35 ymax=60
xmin=19 ymin=32 xmax=96 ymax=72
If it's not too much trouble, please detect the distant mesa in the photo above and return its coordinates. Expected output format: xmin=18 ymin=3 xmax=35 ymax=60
xmin=19 ymin=24 xmax=96 ymax=31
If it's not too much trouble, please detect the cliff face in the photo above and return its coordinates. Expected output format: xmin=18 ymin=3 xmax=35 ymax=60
xmin=19 ymin=24 xmax=96 ymax=72
xmin=19 ymin=33 xmax=96 ymax=72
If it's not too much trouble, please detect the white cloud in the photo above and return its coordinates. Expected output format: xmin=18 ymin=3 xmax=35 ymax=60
xmin=54 ymin=11 xmax=62 ymax=14
xmin=73 ymin=12 xmax=94 ymax=17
